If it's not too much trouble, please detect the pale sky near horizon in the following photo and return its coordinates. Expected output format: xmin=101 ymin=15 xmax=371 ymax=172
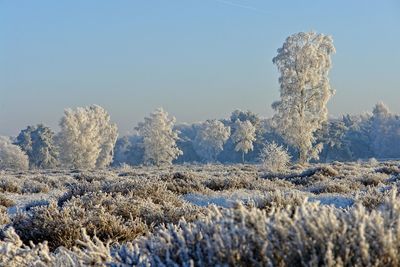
xmin=1 ymin=0 xmax=399 ymax=136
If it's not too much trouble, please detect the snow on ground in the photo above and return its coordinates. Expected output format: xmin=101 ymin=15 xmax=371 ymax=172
xmin=308 ymin=195 xmax=354 ymax=209
xmin=184 ymin=191 xmax=355 ymax=209
xmin=4 ymin=190 xmax=63 ymax=215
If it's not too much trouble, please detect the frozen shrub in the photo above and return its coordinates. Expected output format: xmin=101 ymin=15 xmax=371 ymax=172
xmin=24 ymin=199 xmax=50 ymax=211
xmin=259 ymin=142 xmax=291 ymax=173
xmin=160 ymin=172 xmax=206 ymax=194
xmin=58 ymin=181 xmax=102 ymax=206
xmin=314 ymin=165 xmax=339 ymax=177
xmin=30 ymin=175 xmax=65 ymax=189
xmin=358 ymin=172 xmax=388 ymax=186
xmin=308 ymin=180 xmax=353 ymax=194
xmin=14 ymin=185 xmax=201 ymax=249
xmin=355 ymin=187 xmax=392 ymax=210
xmin=376 ymin=165 xmax=400 ymax=175
xmin=0 ymin=178 xmax=21 ymax=193
xmin=0 ymin=194 xmax=15 ymax=208
xmin=21 ymin=180 xmax=50 ymax=193
xmin=0 ymin=206 xmax=10 ymax=224
xmin=203 ymin=174 xmax=262 ymax=191
xmin=12 ymin=200 xmax=148 ymax=250
xmin=252 ymin=190 xmax=308 ymax=212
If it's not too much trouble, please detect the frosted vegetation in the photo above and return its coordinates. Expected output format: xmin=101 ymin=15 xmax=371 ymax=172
xmin=1 ymin=31 xmax=400 ymax=265
xmin=1 ymin=162 xmax=400 ymax=266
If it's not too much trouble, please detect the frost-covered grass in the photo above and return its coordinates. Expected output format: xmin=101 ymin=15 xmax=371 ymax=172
xmin=1 ymin=161 xmax=400 ymax=266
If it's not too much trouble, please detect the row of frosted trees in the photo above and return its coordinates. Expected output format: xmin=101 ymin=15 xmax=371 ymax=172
xmin=1 ymin=100 xmax=398 ymax=170
xmin=0 ymin=106 xmax=261 ymax=169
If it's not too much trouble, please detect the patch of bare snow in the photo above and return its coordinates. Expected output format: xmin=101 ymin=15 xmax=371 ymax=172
xmin=4 ymin=189 xmax=64 ymax=215
xmin=309 ymin=195 xmax=354 ymax=209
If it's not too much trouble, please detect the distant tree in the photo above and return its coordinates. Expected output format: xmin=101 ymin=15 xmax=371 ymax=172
xmin=272 ymin=31 xmax=335 ymax=164
xmin=113 ymin=135 xmax=145 ymax=166
xmin=15 ymin=124 xmax=58 ymax=169
xmin=342 ymin=113 xmax=374 ymax=160
xmin=231 ymin=120 xmax=256 ymax=163
xmin=0 ymin=136 xmax=29 ymax=170
xmin=136 ymin=108 xmax=182 ymax=166
xmin=194 ymin=120 xmax=230 ymax=162
xmin=318 ymin=120 xmax=352 ymax=162
xmin=58 ymin=105 xmax=118 ymax=169
xmin=230 ymin=110 xmax=262 ymax=131
xmin=370 ymin=102 xmax=400 ymax=158
xmin=112 ymin=136 xmax=132 ymax=166
xmin=173 ymin=123 xmax=201 ymax=163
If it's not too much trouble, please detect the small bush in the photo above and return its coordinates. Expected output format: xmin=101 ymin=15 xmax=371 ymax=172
xmin=160 ymin=172 xmax=206 ymax=194
xmin=0 ymin=206 xmax=10 ymax=224
xmin=376 ymin=165 xmax=400 ymax=175
xmin=259 ymin=142 xmax=291 ymax=173
xmin=0 ymin=194 xmax=15 ymax=207
xmin=358 ymin=173 xmax=388 ymax=186
xmin=0 ymin=178 xmax=21 ymax=193
xmin=12 ymin=199 xmax=148 ymax=250
xmin=21 ymin=181 xmax=50 ymax=193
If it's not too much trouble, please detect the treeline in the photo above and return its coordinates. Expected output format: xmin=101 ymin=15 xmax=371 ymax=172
xmin=0 ymin=101 xmax=397 ymax=170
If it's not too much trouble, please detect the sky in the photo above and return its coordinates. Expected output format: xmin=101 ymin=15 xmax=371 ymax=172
xmin=0 ymin=0 xmax=399 ymax=136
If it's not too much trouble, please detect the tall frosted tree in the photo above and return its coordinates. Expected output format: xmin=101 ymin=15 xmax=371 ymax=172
xmin=272 ymin=32 xmax=335 ymax=164
xmin=0 ymin=136 xmax=29 ymax=170
xmin=231 ymin=120 xmax=256 ymax=163
xmin=194 ymin=120 xmax=230 ymax=162
xmin=15 ymin=124 xmax=59 ymax=169
xmin=58 ymin=105 xmax=118 ymax=169
xmin=136 ymin=108 xmax=182 ymax=166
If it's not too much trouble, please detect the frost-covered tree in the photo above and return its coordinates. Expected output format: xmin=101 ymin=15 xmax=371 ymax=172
xmin=58 ymin=105 xmax=118 ymax=169
xmin=112 ymin=135 xmax=145 ymax=166
xmin=370 ymin=102 xmax=400 ymax=158
xmin=342 ymin=113 xmax=374 ymax=160
xmin=0 ymin=136 xmax=29 ymax=170
xmin=194 ymin=120 xmax=230 ymax=162
xmin=272 ymin=31 xmax=335 ymax=164
xmin=318 ymin=120 xmax=352 ymax=162
xmin=231 ymin=120 xmax=256 ymax=163
xmin=136 ymin=108 xmax=182 ymax=166
xmin=15 ymin=124 xmax=58 ymax=169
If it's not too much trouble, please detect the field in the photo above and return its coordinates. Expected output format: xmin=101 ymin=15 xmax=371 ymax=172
xmin=0 ymin=161 xmax=400 ymax=266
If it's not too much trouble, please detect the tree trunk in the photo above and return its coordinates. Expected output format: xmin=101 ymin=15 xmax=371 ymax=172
xmin=299 ymin=149 xmax=307 ymax=165
xmin=242 ymin=152 xmax=245 ymax=164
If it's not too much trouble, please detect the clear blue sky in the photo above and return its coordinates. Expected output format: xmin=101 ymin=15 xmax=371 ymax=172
xmin=1 ymin=0 xmax=399 ymax=136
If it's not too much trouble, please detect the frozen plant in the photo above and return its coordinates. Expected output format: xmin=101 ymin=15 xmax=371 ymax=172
xmin=0 ymin=136 xmax=29 ymax=170
xmin=194 ymin=120 xmax=231 ymax=162
xmin=272 ymin=32 xmax=335 ymax=164
xmin=136 ymin=108 xmax=182 ymax=166
xmin=58 ymin=105 xmax=118 ymax=169
xmin=231 ymin=120 xmax=256 ymax=163
xmin=259 ymin=141 xmax=291 ymax=172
